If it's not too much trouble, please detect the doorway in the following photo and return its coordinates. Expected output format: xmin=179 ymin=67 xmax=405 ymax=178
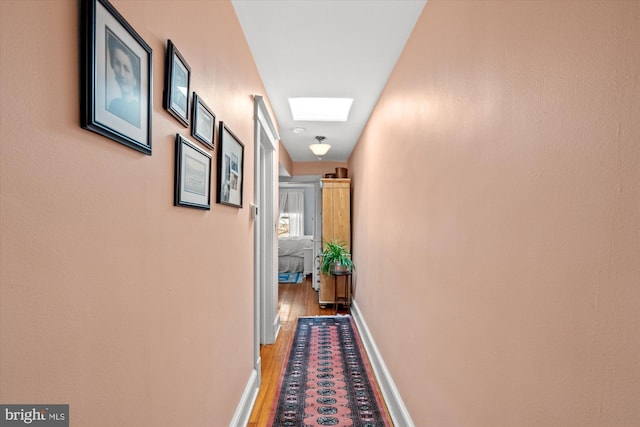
xmin=278 ymin=175 xmax=322 ymax=291
xmin=253 ymin=96 xmax=279 ymax=369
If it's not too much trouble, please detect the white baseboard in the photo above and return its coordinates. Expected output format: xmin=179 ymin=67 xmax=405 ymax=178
xmin=273 ymin=313 xmax=281 ymax=342
xmin=229 ymin=367 xmax=259 ymax=427
xmin=351 ymin=300 xmax=415 ymax=427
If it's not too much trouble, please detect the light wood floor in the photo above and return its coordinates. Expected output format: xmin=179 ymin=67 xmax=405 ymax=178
xmin=247 ymin=277 xmax=346 ymax=426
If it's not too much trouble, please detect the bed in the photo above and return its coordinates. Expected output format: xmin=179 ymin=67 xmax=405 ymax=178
xmin=278 ymin=236 xmax=313 ymax=273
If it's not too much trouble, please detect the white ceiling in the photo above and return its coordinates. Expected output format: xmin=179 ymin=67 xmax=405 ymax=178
xmin=232 ymin=0 xmax=426 ymax=162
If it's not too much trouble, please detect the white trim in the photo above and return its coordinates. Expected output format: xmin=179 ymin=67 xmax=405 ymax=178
xmin=253 ymin=104 xmax=263 ymax=373
xmin=351 ymin=300 xmax=415 ymax=427
xmin=253 ymin=95 xmax=279 ymax=346
xmin=313 ymin=180 xmax=321 ymax=291
xmin=248 ymin=94 xmax=278 ymax=424
xmin=272 ymin=312 xmax=281 ymax=341
xmin=254 ymin=95 xmax=279 ymax=149
xmin=229 ymin=367 xmax=260 ymax=427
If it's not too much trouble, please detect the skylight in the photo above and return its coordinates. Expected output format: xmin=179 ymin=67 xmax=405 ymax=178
xmin=288 ymin=97 xmax=354 ymax=122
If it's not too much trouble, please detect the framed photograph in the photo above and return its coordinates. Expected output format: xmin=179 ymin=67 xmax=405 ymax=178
xmin=216 ymin=122 xmax=245 ymax=208
xmin=81 ymin=0 xmax=152 ymax=155
xmin=175 ymin=134 xmax=211 ymax=210
xmin=163 ymin=40 xmax=191 ymax=127
xmin=191 ymin=93 xmax=215 ymax=149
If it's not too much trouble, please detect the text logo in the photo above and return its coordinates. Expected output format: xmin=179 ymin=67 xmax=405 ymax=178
xmin=0 ymin=405 xmax=68 ymax=426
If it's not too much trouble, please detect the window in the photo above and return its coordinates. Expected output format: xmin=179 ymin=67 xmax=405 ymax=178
xmin=278 ymin=214 xmax=290 ymax=237
xmin=278 ymin=190 xmax=304 ymax=237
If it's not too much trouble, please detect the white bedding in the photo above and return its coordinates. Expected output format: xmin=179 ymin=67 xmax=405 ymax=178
xmin=278 ymin=236 xmax=313 ymax=273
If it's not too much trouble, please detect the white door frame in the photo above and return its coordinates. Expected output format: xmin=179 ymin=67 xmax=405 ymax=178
xmin=253 ymin=96 xmax=279 ymax=382
xmin=231 ymin=96 xmax=278 ymax=427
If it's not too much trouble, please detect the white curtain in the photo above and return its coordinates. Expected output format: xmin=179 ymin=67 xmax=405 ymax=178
xmin=287 ymin=191 xmax=304 ymax=237
xmin=279 ymin=190 xmax=304 ymax=237
xmin=278 ymin=191 xmax=288 ymax=219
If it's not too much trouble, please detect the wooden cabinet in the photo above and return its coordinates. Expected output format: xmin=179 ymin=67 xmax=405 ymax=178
xmin=319 ymin=178 xmax=351 ymax=305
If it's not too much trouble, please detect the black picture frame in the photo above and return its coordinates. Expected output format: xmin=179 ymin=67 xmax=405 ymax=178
xmin=163 ymin=40 xmax=191 ymax=127
xmin=191 ymin=93 xmax=215 ymax=150
xmin=175 ymin=134 xmax=212 ymax=210
xmin=216 ymin=122 xmax=245 ymax=208
xmin=81 ymin=0 xmax=152 ymax=155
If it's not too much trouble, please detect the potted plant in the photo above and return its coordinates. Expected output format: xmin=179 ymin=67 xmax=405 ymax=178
xmin=319 ymin=240 xmax=354 ymax=274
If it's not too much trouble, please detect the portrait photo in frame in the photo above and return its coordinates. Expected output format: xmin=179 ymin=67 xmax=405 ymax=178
xmin=81 ymin=0 xmax=152 ymax=155
xmin=216 ymin=122 xmax=245 ymax=208
xmin=191 ymin=92 xmax=215 ymax=150
xmin=175 ymin=134 xmax=212 ymax=210
xmin=163 ymin=40 xmax=191 ymax=127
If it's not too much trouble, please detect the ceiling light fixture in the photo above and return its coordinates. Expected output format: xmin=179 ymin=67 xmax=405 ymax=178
xmin=309 ymin=136 xmax=331 ymax=159
xmin=289 ymin=97 xmax=354 ymax=122
xmin=292 ymin=127 xmax=306 ymax=133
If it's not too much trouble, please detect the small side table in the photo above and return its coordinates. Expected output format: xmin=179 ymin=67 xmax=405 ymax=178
xmin=331 ymin=270 xmax=352 ymax=314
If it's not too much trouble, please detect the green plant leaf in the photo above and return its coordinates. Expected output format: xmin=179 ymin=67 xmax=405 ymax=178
xmin=319 ymin=239 xmax=354 ymax=274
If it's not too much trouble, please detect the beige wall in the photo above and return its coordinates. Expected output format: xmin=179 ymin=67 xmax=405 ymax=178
xmin=349 ymin=1 xmax=640 ymax=426
xmin=0 ymin=1 xmax=271 ymax=425
xmin=279 ymin=141 xmax=293 ymax=176
xmin=293 ymin=161 xmax=349 ymax=177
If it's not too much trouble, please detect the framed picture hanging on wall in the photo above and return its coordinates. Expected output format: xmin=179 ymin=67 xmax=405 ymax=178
xmin=163 ymin=40 xmax=191 ymax=127
xmin=80 ymin=0 xmax=152 ymax=154
xmin=216 ymin=122 xmax=244 ymax=208
xmin=174 ymin=134 xmax=212 ymax=210
xmin=191 ymin=92 xmax=215 ymax=150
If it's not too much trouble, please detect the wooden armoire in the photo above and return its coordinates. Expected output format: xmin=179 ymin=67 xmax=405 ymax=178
xmin=319 ymin=178 xmax=351 ymax=306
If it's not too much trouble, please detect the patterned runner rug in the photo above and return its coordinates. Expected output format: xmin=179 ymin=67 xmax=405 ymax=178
xmin=269 ymin=316 xmax=392 ymax=426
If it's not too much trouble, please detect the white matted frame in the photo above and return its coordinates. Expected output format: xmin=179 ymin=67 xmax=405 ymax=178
xmin=216 ymin=122 xmax=245 ymax=208
xmin=191 ymin=92 xmax=215 ymax=150
xmin=163 ymin=40 xmax=191 ymax=127
xmin=81 ymin=0 xmax=152 ymax=154
xmin=174 ymin=134 xmax=211 ymax=210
